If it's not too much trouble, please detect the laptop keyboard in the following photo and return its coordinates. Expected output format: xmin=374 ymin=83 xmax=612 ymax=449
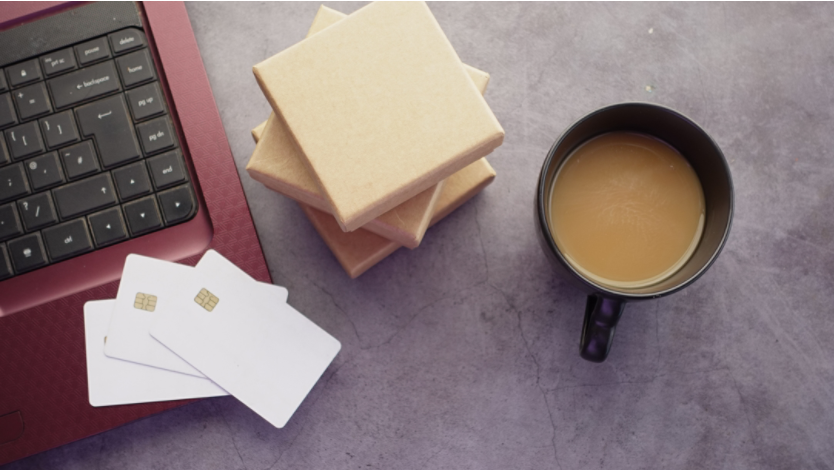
xmin=0 ymin=28 xmax=196 ymax=280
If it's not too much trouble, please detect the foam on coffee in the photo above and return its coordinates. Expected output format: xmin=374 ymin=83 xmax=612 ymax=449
xmin=548 ymin=132 xmax=705 ymax=289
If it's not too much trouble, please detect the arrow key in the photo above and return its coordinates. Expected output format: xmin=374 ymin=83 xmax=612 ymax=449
xmin=157 ymin=184 xmax=195 ymax=225
xmin=123 ymin=195 xmax=162 ymax=236
xmin=112 ymin=161 xmax=151 ymax=201
xmin=88 ymin=207 xmax=127 ymax=247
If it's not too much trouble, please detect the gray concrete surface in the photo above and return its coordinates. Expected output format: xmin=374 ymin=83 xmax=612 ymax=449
xmin=7 ymin=2 xmax=834 ymax=469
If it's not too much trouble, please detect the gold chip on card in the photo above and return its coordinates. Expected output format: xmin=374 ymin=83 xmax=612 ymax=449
xmin=194 ymin=288 xmax=219 ymax=312
xmin=134 ymin=293 xmax=158 ymax=312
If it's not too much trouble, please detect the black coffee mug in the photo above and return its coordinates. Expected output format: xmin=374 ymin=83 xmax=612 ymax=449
xmin=536 ymin=102 xmax=734 ymax=363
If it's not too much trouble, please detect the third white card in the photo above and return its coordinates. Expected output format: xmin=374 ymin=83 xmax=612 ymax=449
xmin=86 ymin=300 xmax=227 ymax=407
xmin=150 ymin=250 xmax=341 ymax=428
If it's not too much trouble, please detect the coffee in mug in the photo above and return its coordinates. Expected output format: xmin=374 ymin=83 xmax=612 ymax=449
xmin=548 ymin=131 xmax=705 ymax=289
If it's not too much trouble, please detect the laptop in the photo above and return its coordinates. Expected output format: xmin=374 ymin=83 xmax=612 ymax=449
xmin=0 ymin=2 xmax=271 ymax=464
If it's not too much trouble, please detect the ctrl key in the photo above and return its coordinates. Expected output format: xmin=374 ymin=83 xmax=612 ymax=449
xmin=43 ymin=218 xmax=93 ymax=261
xmin=8 ymin=233 xmax=48 ymax=273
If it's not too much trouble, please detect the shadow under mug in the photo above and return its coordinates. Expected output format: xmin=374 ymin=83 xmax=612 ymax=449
xmin=536 ymin=102 xmax=734 ymax=363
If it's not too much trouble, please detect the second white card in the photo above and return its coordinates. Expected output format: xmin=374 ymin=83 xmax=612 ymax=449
xmin=86 ymin=300 xmax=227 ymax=407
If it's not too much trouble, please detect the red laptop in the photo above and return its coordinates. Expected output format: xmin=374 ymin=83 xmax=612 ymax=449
xmin=0 ymin=2 xmax=271 ymax=464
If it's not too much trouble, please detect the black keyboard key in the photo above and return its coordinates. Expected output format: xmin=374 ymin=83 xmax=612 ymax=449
xmin=75 ymin=37 xmax=112 ymax=66
xmin=0 ymin=71 xmax=7 ymax=92
xmin=48 ymin=61 xmax=121 ymax=110
xmin=40 ymin=48 xmax=77 ymax=77
xmin=60 ymin=141 xmax=99 ymax=180
xmin=40 ymin=111 xmax=79 ymax=149
xmin=0 ymin=164 xmax=30 ymax=203
xmin=75 ymin=94 xmax=141 ymax=168
xmin=136 ymin=116 xmax=174 ymax=155
xmin=13 ymin=83 xmax=52 ymax=121
xmin=6 ymin=59 xmax=42 ymax=88
xmin=25 ymin=152 xmax=65 ymax=191
xmin=147 ymin=150 xmax=186 ymax=189
xmin=123 ymin=195 xmax=162 ymax=235
xmin=109 ymin=29 xmax=147 ymax=55
xmin=157 ymin=184 xmax=195 ymax=225
xmin=5 ymin=121 xmax=44 ymax=160
xmin=88 ymin=207 xmax=127 ymax=247
xmin=0 ymin=203 xmax=23 ymax=242
xmin=52 ymin=173 xmax=117 ymax=219
xmin=7 ymin=232 xmax=47 ymax=273
xmin=113 ymin=161 xmax=151 ymax=200
xmin=43 ymin=218 xmax=93 ymax=261
xmin=17 ymin=192 xmax=58 ymax=231
xmin=0 ymin=93 xmax=17 ymax=129
xmin=125 ymin=83 xmax=164 ymax=122
xmin=116 ymin=49 xmax=155 ymax=88
xmin=0 ymin=139 xmax=8 ymax=165
xmin=0 ymin=244 xmax=12 ymax=280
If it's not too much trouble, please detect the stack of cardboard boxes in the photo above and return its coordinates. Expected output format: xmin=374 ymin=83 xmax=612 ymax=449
xmin=247 ymin=2 xmax=504 ymax=278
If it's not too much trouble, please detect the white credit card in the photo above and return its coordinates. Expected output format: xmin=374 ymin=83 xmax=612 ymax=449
xmin=150 ymin=249 xmax=341 ymax=428
xmin=85 ymin=299 xmax=227 ymax=407
xmin=105 ymin=253 xmax=288 ymax=376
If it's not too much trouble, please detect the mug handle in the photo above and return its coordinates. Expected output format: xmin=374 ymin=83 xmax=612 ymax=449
xmin=580 ymin=294 xmax=625 ymax=362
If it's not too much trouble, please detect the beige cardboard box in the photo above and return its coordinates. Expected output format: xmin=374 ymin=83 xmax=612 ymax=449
xmin=253 ymin=125 xmax=496 ymax=278
xmin=247 ymin=5 xmax=491 ymax=248
xmin=253 ymin=1 xmax=504 ymax=232
xmin=249 ymin=114 xmax=442 ymax=249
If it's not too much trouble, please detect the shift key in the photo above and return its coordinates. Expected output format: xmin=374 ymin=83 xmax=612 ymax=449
xmin=48 ymin=61 xmax=121 ymax=109
xmin=52 ymin=173 xmax=117 ymax=219
xmin=76 ymin=94 xmax=141 ymax=168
